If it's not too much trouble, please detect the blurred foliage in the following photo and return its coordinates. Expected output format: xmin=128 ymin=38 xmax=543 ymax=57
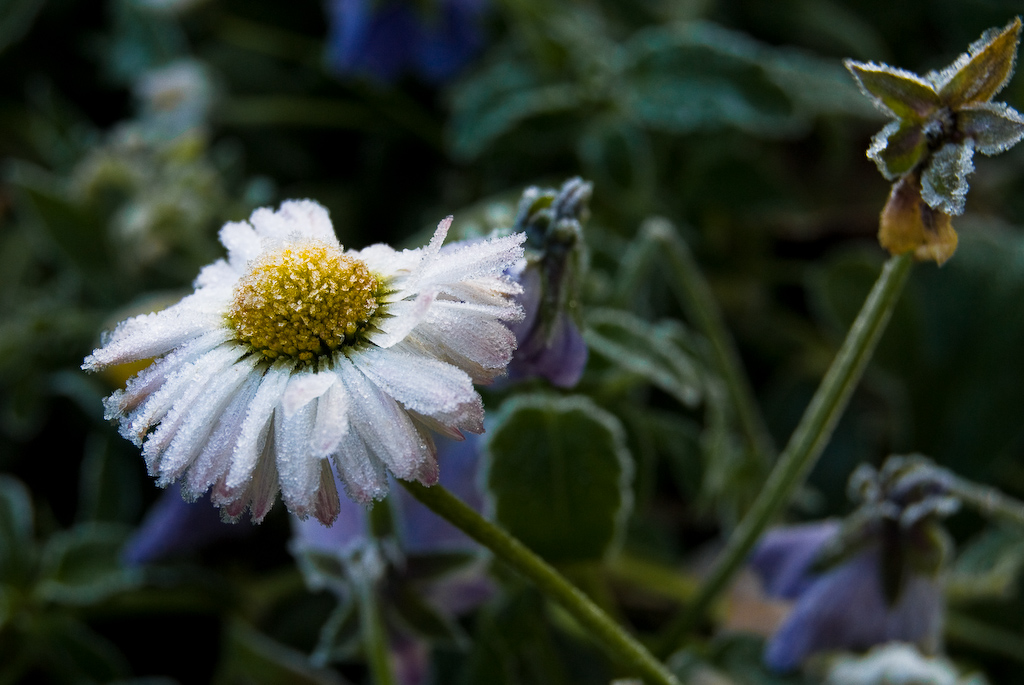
xmin=5 ymin=0 xmax=1024 ymax=683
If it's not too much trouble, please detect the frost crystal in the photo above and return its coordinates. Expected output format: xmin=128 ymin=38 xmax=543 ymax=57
xmin=84 ymin=200 xmax=525 ymax=524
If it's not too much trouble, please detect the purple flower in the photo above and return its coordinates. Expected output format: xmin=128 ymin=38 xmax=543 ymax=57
xmin=750 ymin=456 xmax=958 ymax=672
xmin=507 ymin=264 xmax=588 ymax=388
xmin=504 ymin=178 xmax=591 ymax=388
xmin=324 ymin=0 xmax=487 ymax=83
xmin=122 ymin=489 xmax=251 ymax=565
xmin=751 ymin=522 xmax=943 ymax=672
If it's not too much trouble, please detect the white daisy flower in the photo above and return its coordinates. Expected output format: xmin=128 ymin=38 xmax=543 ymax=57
xmin=84 ymin=200 xmax=525 ymax=524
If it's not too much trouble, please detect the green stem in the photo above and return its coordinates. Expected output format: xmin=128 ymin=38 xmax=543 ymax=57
xmin=656 ymin=252 xmax=913 ymax=657
xmin=400 ymin=481 xmax=681 ymax=685
xmin=644 ymin=219 xmax=776 ymax=466
xmin=945 ymin=475 xmax=1024 ymax=528
xmin=354 ymin=572 xmax=397 ymax=685
xmin=945 ymin=611 xmax=1024 ymax=664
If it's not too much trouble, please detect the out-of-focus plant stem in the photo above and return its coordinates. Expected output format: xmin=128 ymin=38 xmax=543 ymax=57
xmin=355 ymin=573 xmax=397 ymax=685
xmin=656 ymin=252 xmax=913 ymax=657
xmin=401 ymin=481 xmax=682 ymax=685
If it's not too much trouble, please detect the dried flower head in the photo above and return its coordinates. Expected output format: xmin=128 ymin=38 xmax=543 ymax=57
xmin=847 ymin=17 xmax=1024 ymax=264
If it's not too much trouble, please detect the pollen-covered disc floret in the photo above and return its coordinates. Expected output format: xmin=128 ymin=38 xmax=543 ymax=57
xmin=229 ymin=241 xmax=381 ymax=361
xmin=83 ymin=200 xmax=526 ymax=525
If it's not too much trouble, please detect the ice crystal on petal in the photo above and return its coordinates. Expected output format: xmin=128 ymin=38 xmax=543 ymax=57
xmin=921 ymin=141 xmax=975 ymax=215
xmin=85 ymin=200 xmax=524 ymax=524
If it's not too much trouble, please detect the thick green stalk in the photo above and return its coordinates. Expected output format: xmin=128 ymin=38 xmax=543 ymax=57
xmin=401 ymin=480 xmax=681 ymax=685
xmin=644 ymin=219 xmax=776 ymax=465
xmin=656 ymin=253 xmax=913 ymax=656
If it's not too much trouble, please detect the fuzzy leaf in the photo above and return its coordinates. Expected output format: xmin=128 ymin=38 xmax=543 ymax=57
xmin=584 ymin=308 xmax=704 ymax=408
xmin=37 ymin=523 xmax=143 ymax=605
xmin=946 ymin=526 xmax=1024 ymax=601
xmin=0 ymin=476 xmax=34 ymax=586
xmin=958 ymin=102 xmax=1024 ymax=155
xmin=921 ymin=140 xmax=975 ymax=215
xmin=845 ymin=61 xmax=940 ymax=120
xmin=485 ymin=394 xmax=632 ymax=563
xmin=868 ymin=120 xmax=929 ymax=179
xmin=937 ymin=17 xmax=1022 ymax=107
xmin=620 ymin=25 xmax=799 ymax=136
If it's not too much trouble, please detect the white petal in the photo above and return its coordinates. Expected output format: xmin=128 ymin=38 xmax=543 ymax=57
xmin=139 ymin=344 xmax=249 ymax=475
xmin=312 ymin=376 xmax=349 ymax=457
xmin=119 ymin=340 xmax=240 ymax=446
xmin=417 ymin=232 xmax=526 ymax=292
xmin=219 ymin=219 xmax=262 ymax=269
xmin=224 ymin=360 xmax=293 ymax=492
xmin=194 ymin=259 xmax=240 ymax=290
xmin=350 ymin=345 xmax=482 ymax=432
xmin=331 ymin=430 xmax=388 ymax=503
xmin=183 ymin=366 xmax=265 ymax=499
xmin=281 ymin=370 xmax=336 ymax=418
xmin=151 ymin=353 xmax=261 ymax=486
xmin=334 ymin=355 xmax=433 ymax=481
xmin=83 ymin=294 xmax=228 ymax=370
xmin=249 ymin=200 xmax=337 ymax=243
xmin=367 ymin=290 xmax=435 ymax=348
xmin=275 ymin=391 xmax=320 ymax=518
xmin=104 ymin=327 xmax=231 ymax=421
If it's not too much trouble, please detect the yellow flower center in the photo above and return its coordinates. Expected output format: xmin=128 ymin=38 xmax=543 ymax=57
xmin=229 ymin=240 xmax=381 ymax=362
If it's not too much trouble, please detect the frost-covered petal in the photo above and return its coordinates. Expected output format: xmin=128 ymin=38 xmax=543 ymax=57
xmin=867 ymin=120 xmax=929 ymax=180
xmin=934 ymin=17 xmax=1022 ymax=106
xmin=224 ymin=360 xmax=293 ymax=492
xmin=368 ymin=290 xmax=436 ymax=348
xmin=958 ymin=102 xmax=1024 ymax=155
xmin=335 ymin=356 xmax=436 ymax=483
xmin=219 ymin=219 xmax=262 ymax=270
xmin=275 ymin=393 xmax=321 ymax=519
xmin=350 ymin=345 xmax=483 ymax=432
xmin=83 ymin=294 xmax=229 ymax=370
xmin=183 ymin=367 xmax=266 ymax=499
xmin=417 ymin=232 xmax=527 ymax=293
xmin=332 ymin=427 xmax=389 ymax=503
xmin=844 ymin=60 xmax=940 ymax=121
xmin=281 ymin=370 xmax=336 ymax=418
xmin=150 ymin=352 xmax=261 ymax=486
xmin=119 ymin=341 xmax=243 ymax=447
xmin=921 ymin=140 xmax=975 ymax=215
xmin=312 ymin=376 xmax=349 ymax=457
xmin=249 ymin=199 xmax=338 ymax=243
xmin=104 ymin=327 xmax=232 ymax=421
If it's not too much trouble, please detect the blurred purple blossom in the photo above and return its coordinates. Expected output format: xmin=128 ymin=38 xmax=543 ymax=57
xmin=324 ymin=0 xmax=488 ymax=83
xmin=505 ymin=178 xmax=591 ymax=388
xmin=122 ymin=488 xmax=251 ymax=565
xmin=751 ymin=522 xmax=944 ymax=672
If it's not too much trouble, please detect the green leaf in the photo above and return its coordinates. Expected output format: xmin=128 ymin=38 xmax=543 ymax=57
xmin=937 ymin=17 xmax=1022 ymax=107
xmin=36 ymin=523 xmax=143 ymax=605
xmin=868 ymin=120 xmax=929 ymax=179
xmin=448 ymin=60 xmax=580 ymax=160
xmin=921 ymin=140 xmax=975 ymax=215
xmin=957 ymin=102 xmax=1024 ymax=155
xmin=946 ymin=526 xmax=1024 ymax=601
xmin=0 ymin=475 xmax=35 ymax=586
xmin=485 ymin=394 xmax=633 ymax=564
xmin=619 ymin=24 xmax=800 ymax=137
xmin=216 ymin=619 xmax=347 ymax=685
xmin=844 ymin=60 xmax=940 ymax=120
xmin=41 ymin=616 xmax=131 ymax=684
xmin=584 ymin=308 xmax=705 ymax=408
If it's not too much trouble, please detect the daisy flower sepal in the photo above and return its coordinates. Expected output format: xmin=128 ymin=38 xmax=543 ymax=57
xmin=83 ymin=200 xmax=525 ymax=525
